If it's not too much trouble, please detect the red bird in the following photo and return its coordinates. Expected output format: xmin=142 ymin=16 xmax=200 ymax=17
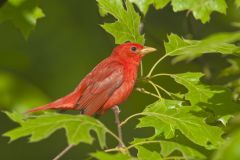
xmin=27 ymin=42 xmax=156 ymax=116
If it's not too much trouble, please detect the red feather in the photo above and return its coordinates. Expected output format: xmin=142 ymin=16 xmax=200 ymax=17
xmin=27 ymin=42 xmax=155 ymax=115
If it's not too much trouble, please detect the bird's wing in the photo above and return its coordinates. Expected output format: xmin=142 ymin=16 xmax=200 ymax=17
xmin=77 ymin=61 xmax=124 ymax=115
xmin=26 ymin=60 xmax=124 ymax=114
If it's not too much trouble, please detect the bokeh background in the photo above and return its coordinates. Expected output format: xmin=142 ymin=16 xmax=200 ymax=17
xmin=0 ymin=0 xmax=240 ymax=159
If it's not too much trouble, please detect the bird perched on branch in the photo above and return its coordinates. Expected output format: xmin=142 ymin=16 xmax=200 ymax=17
xmin=27 ymin=42 xmax=156 ymax=115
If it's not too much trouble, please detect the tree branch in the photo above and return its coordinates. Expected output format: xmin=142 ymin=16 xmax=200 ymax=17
xmin=112 ymin=105 xmax=125 ymax=148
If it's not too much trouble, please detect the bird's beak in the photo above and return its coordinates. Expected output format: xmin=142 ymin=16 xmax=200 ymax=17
xmin=139 ymin=46 xmax=157 ymax=56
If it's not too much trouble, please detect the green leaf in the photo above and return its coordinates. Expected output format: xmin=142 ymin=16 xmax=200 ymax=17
xmin=160 ymin=141 xmax=206 ymax=159
xmin=226 ymin=79 xmax=240 ymax=101
xmin=3 ymin=111 xmax=26 ymax=123
xmin=201 ymin=88 xmax=240 ymax=120
xmin=130 ymin=0 xmax=226 ymax=23
xmin=212 ymin=129 xmax=240 ymax=160
xmin=3 ymin=112 xmax=108 ymax=148
xmin=169 ymin=72 xmax=220 ymax=105
xmin=97 ymin=0 xmax=144 ymax=44
xmin=164 ymin=33 xmax=240 ymax=63
xmin=91 ymin=152 xmax=131 ymax=160
xmin=218 ymin=115 xmax=233 ymax=126
xmin=171 ymin=0 xmax=227 ymax=23
xmin=0 ymin=0 xmax=45 ymax=39
xmin=137 ymin=99 xmax=224 ymax=149
xmin=132 ymin=138 xmax=205 ymax=159
xmin=8 ymin=0 xmax=26 ymax=6
xmin=130 ymin=0 xmax=170 ymax=15
xmin=136 ymin=146 xmax=163 ymax=160
xmin=219 ymin=59 xmax=240 ymax=77
xmin=236 ymin=0 xmax=240 ymax=8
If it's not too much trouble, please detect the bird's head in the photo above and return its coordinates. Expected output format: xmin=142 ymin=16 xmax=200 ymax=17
xmin=111 ymin=42 xmax=156 ymax=64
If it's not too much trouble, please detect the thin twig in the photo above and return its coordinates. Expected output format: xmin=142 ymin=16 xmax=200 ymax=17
xmin=139 ymin=22 xmax=144 ymax=34
xmin=105 ymin=147 xmax=122 ymax=152
xmin=139 ymin=21 xmax=144 ymax=77
xmin=136 ymin=87 xmax=160 ymax=98
xmin=140 ymin=61 xmax=143 ymax=77
xmin=105 ymin=140 xmax=163 ymax=153
xmin=120 ymin=112 xmax=144 ymax=126
xmin=148 ymin=80 xmax=175 ymax=98
xmin=150 ymin=73 xmax=171 ymax=79
xmin=52 ymin=144 xmax=75 ymax=160
xmin=153 ymin=82 xmax=172 ymax=97
xmin=126 ymin=140 xmax=162 ymax=150
xmin=112 ymin=106 xmax=125 ymax=148
xmin=146 ymin=54 xmax=168 ymax=77
xmin=105 ymin=128 xmax=125 ymax=148
xmin=147 ymin=80 xmax=162 ymax=99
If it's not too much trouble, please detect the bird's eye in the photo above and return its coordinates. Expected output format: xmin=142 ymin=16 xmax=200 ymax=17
xmin=130 ymin=46 xmax=137 ymax=52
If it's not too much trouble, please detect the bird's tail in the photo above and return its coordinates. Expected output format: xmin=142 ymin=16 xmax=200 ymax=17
xmin=26 ymin=91 xmax=81 ymax=113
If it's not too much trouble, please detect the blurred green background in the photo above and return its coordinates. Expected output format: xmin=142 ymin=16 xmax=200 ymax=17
xmin=0 ymin=0 xmax=240 ymax=159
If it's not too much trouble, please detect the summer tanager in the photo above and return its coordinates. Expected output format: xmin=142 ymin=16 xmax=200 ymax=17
xmin=27 ymin=42 xmax=156 ymax=115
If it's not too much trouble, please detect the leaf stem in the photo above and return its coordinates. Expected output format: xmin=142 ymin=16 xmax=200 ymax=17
xmin=103 ymin=126 xmax=131 ymax=155
xmin=126 ymin=140 xmax=162 ymax=150
xmin=150 ymin=73 xmax=172 ymax=79
xmin=52 ymin=144 xmax=75 ymax=160
xmin=104 ymin=148 xmax=119 ymax=152
xmin=106 ymin=140 xmax=177 ymax=155
xmin=146 ymin=54 xmax=168 ymax=77
xmin=149 ymin=80 xmax=172 ymax=97
xmin=104 ymin=127 xmax=125 ymax=148
xmin=148 ymin=80 xmax=162 ymax=99
xmin=120 ymin=113 xmax=145 ymax=126
xmin=105 ymin=140 xmax=163 ymax=153
xmin=140 ymin=61 xmax=143 ymax=77
xmin=136 ymin=87 xmax=160 ymax=99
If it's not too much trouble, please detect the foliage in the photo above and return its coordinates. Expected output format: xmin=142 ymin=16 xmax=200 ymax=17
xmin=129 ymin=0 xmax=170 ymax=15
xmin=130 ymin=0 xmax=227 ymax=23
xmin=91 ymin=152 xmax=132 ymax=160
xmin=0 ymin=0 xmax=44 ymax=38
xmin=136 ymin=146 xmax=163 ymax=160
xmin=1 ymin=0 xmax=240 ymax=160
xmin=160 ymin=141 xmax=206 ymax=159
xmin=3 ymin=112 xmax=113 ymax=148
xmin=130 ymin=139 xmax=206 ymax=159
xmin=136 ymin=99 xmax=223 ymax=149
xmin=166 ymin=73 xmax=220 ymax=105
xmin=164 ymin=33 xmax=240 ymax=63
xmin=236 ymin=0 xmax=240 ymax=7
xmin=212 ymin=129 xmax=240 ymax=160
xmin=97 ymin=0 xmax=144 ymax=44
